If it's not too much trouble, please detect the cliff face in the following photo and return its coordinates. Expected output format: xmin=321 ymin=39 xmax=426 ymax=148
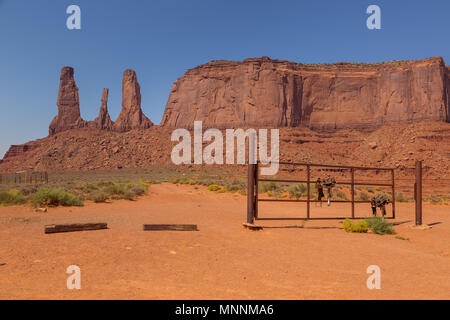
xmin=161 ymin=57 xmax=450 ymax=129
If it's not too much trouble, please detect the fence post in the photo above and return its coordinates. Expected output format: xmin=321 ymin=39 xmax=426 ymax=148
xmin=351 ymin=168 xmax=355 ymax=219
xmin=391 ymin=169 xmax=396 ymax=219
xmin=254 ymin=162 xmax=259 ymax=219
xmin=306 ymin=165 xmax=310 ymax=219
xmin=247 ymin=163 xmax=256 ymax=224
xmin=415 ymin=160 xmax=423 ymax=226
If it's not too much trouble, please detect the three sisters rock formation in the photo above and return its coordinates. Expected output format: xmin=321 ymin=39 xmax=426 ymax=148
xmin=49 ymin=67 xmax=153 ymax=135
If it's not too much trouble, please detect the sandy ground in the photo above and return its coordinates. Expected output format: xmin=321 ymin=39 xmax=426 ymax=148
xmin=0 ymin=183 xmax=449 ymax=300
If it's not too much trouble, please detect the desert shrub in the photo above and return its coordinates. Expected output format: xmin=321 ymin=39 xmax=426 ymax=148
xmin=32 ymin=187 xmax=83 ymax=207
xmin=127 ymin=184 xmax=147 ymax=196
xmin=226 ymin=180 xmax=246 ymax=193
xmin=18 ymin=185 xmax=39 ymax=196
xmin=289 ymin=184 xmax=306 ymax=200
xmin=267 ymin=189 xmax=284 ymax=198
xmin=365 ymin=217 xmax=396 ymax=235
xmin=424 ymin=194 xmax=449 ymax=205
xmin=97 ymin=180 xmax=115 ymax=188
xmin=259 ymin=182 xmax=279 ymax=193
xmin=103 ymin=183 xmax=127 ymax=196
xmin=352 ymin=221 xmax=369 ymax=233
xmin=395 ymin=192 xmax=413 ymax=203
xmin=123 ymin=190 xmax=135 ymax=201
xmin=357 ymin=191 xmax=370 ymax=201
xmin=342 ymin=219 xmax=353 ymax=232
xmin=217 ymin=188 xmax=227 ymax=193
xmin=0 ymin=189 xmax=26 ymax=205
xmin=343 ymin=219 xmax=368 ymax=233
xmin=91 ymin=191 xmax=108 ymax=203
xmin=84 ymin=183 xmax=99 ymax=191
xmin=367 ymin=188 xmax=374 ymax=193
xmin=208 ymin=184 xmax=220 ymax=191
xmin=139 ymin=180 xmax=150 ymax=187
xmin=335 ymin=189 xmax=349 ymax=200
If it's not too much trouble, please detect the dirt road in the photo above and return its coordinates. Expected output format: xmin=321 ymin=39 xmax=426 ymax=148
xmin=0 ymin=183 xmax=449 ymax=299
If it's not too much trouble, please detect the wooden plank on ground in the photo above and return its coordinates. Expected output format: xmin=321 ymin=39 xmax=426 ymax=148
xmin=242 ymin=223 xmax=263 ymax=231
xmin=143 ymin=224 xmax=198 ymax=231
xmin=45 ymin=223 xmax=108 ymax=234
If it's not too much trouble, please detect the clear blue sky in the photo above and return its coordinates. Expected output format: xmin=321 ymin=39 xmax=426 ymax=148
xmin=0 ymin=0 xmax=449 ymax=158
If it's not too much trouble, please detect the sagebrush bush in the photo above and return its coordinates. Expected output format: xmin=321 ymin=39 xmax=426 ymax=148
xmin=335 ymin=189 xmax=349 ymax=200
xmin=0 ymin=189 xmax=26 ymax=205
xmin=343 ymin=219 xmax=368 ymax=233
xmin=289 ymin=184 xmax=306 ymax=200
xmin=226 ymin=180 xmax=246 ymax=193
xmin=32 ymin=187 xmax=83 ymax=207
xmin=91 ymin=191 xmax=108 ymax=203
xmin=208 ymin=184 xmax=220 ymax=191
xmin=395 ymin=192 xmax=413 ymax=203
xmin=357 ymin=191 xmax=370 ymax=201
xmin=259 ymin=182 xmax=279 ymax=193
xmin=365 ymin=217 xmax=396 ymax=235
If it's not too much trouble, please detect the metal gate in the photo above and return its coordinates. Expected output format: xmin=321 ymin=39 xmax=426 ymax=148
xmin=246 ymin=161 xmax=396 ymax=223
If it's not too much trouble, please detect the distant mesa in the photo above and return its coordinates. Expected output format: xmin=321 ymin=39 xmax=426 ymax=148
xmin=161 ymin=56 xmax=450 ymax=129
xmin=49 ymin=67 xmax=153 ymax=135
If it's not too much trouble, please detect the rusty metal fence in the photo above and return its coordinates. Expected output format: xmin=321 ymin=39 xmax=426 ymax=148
xmin=247 ymin=161 xmax=396 ymax=224
xmin=0 ymin=171 xmax=48 ymax=184
xmin=247 ymin=160 xmax=424 ymax=225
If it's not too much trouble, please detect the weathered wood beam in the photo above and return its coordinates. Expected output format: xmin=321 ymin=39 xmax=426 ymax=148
xmin=45 ymin=223 xmax=108 ymax=234
xmin=143 ymin=224 xmax=198 ymax=231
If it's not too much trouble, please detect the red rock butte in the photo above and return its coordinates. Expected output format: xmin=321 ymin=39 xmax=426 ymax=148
xmin=162 ymin=56 xmax=450 ymax=129
xmin=49 ymin=67 xmax=153 ymax=135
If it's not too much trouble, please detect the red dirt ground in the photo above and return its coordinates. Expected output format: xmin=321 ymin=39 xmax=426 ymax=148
xmin=0 ymin=183 xmax=449 ymax=300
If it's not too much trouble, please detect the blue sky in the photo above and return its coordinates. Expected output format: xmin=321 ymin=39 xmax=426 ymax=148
xmin=0 ymin=0 xmax=449 ymax=157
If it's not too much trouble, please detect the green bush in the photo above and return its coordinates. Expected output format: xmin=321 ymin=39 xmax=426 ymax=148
xmin=365 ymin=217 xmax=396 ymax=235
xmin=288 ymin=184 xmax=306 ymax=200
xmin=0 ymin=189 xmax=26 ymax=205
xmin=259 ymin=182 xmax=279 ymax=193
xmin=208 ymin=184 xmax=220 ymax=191
xmin=91 ymin=191 xmax=108 ymax=203
xmin=343 ymin=219 xmax=368 ymax=233
xmin=103 ymin=183 xmax=127 ymax=196
xmin=32 ymin=187 xmax=83 ymax=207
xmin=226 ymin=180 xmax=246 ymax=193
xmin=97 ymin=180 xmax=115 ymax=188
xmin=217 ymin=188 xmax=227 ymax=193
xmin=127 ymin=184 xmax=147 ymax=196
